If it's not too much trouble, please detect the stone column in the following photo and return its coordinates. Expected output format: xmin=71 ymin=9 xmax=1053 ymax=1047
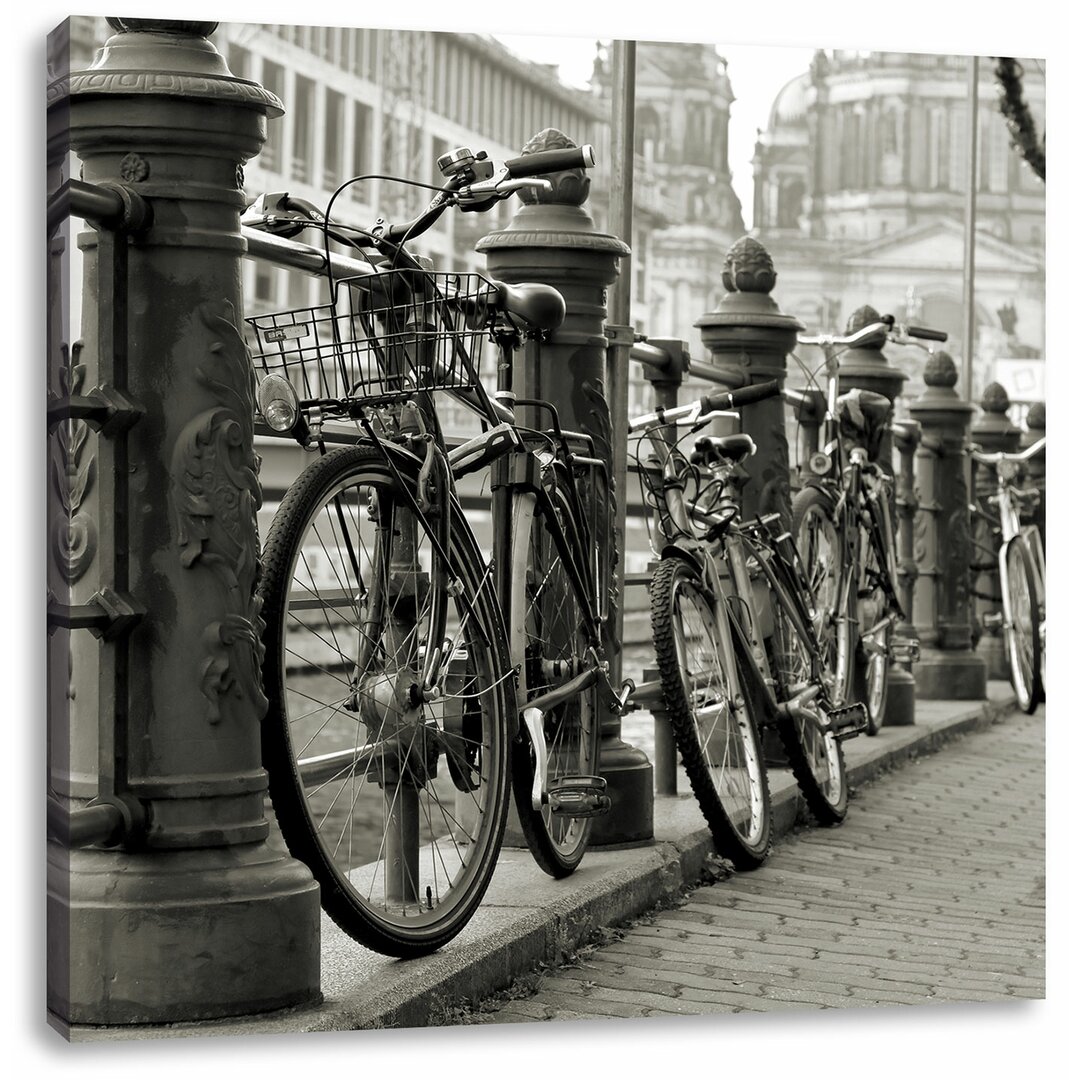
xmin=970 ymin=383 xmax=1022 ymax=680
xmin=477 ymin=129 xmax=653 ymax=845
xmin=835 ymin=304 xmax=913 ymax=725
xmin=907 ymin=351 xmax=987 ymax=699
xmin=887 ymin=419 xmax=922 ymax=725
xmin=47 ymin=20 xmax=320 ymax=1027
xmin=695 ymin=236 xmax=804 ymax=529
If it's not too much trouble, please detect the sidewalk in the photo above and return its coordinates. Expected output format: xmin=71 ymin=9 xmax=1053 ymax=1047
xmin=69 ymin=682 xmax=1020 ymax=1040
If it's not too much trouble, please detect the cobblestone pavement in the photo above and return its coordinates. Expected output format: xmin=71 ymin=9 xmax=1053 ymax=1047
xmin=477 ymin=708 xmax=1045 ymax=1023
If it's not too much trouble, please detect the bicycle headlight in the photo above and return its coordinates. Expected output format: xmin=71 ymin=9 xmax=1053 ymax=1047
xmin=999 ymin=459 xmax=1021 ymax=483
xmin=809 ymin=451 xmax=832 ymax=476
xmin=258 ymin=374 xmax=300 ymax=432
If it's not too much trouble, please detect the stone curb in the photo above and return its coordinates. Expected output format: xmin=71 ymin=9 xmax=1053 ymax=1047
xmin=66 ymin=687 xmax=1017 ymax=1041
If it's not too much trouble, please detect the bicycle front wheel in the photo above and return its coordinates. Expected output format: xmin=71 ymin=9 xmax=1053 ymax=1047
xmin=1002 ymin=534 xmax=1043 ymax=714
xmin=509 ymin=474 xmax=601 ymax=877
xmin=650 ymin=557 xmax=772 ymax=868
xmin=259 ymin=445 xmax=513 ymax=957
xmin=767 ymin=577 xmax=849 ymax=825
xmin=793 ymin=486 xmax=855 ymax=709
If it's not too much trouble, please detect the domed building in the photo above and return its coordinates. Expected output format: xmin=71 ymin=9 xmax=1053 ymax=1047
xmin=751 ymin=50 xmax=1045 ymax=405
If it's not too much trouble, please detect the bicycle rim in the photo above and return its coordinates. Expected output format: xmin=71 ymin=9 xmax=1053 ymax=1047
xmin=259 ymin=446 xmax=512 ymax=956
xmin=1002 ymin=536 xmax=1041 ymax=714
xmin=651 ymin=557 xmax=772 ymax=866
xmin=855 ymin=516 xmax=891 ymax=734
xmin=793 ymin=488 xmax=854 ymax=707
xmin=510 ymin=475 xmax=600 ymax=876
xmin=769 ymin=579 xmax=848 ymax=824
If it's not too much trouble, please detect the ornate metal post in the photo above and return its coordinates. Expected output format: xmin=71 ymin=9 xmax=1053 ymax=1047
xmin=970 ymin=383 xmax=1022 ymax=680
xmin=889 ymin=419 xmax=922 ymax=724
xmin=47 ymin=20 xmax=320 ymax=1027
xmin=477 ymin=129 xmax=653 ymax=845
xmin=907 ymin=352 xmax=987 ymax=699
xmin=1020 ymin=401 xmax=1046 ymax=546
xmin=835 ymin=304 xmax=914 ymax=725
xmin=696 ymin=237 xmax=804 ymax=527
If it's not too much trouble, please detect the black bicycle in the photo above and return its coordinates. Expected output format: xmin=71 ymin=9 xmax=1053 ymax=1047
xmin=630 ymin=380 xmax=869 ymax=855
xmin=241 ymin=142 xmax=629 ymax=956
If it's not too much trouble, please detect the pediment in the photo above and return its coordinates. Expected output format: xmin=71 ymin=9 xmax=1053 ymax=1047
xmin=840 ymin=219 xmax=1043 ymax=274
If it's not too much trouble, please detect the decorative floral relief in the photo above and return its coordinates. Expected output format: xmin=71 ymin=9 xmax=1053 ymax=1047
xmin=581 ymin=375 xmax=619 ymax=636
xmin=171 ymin=300 xmax=267 ymax=725
xmin=50 ymin=341 xmax=97 ymax=583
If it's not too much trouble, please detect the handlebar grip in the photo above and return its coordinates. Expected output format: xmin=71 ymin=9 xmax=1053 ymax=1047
xmin=700 ymin=380 xmax=781 ymax=414
xmin=503 ymin=144 xmax=596 ymax=179
xmin=906 ymin=325 xmax=948 ymax=343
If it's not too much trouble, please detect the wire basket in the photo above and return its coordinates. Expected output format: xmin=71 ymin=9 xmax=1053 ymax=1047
xmin=245 ymin=269 xmax=501 ymax=409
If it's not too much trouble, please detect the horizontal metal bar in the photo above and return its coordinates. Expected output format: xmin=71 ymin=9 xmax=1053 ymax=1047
xmin=629 ymin=341 xmax=669 ymax=372
xmin=49 ymin=179 xmax=152 ymax=237
xmin=242 ymin=226 xmax=380 ymax=281
xmin=47 ymin=798 xmax=125 ymax=849
xmin=686 ymin=359 xmax=730 ymax=385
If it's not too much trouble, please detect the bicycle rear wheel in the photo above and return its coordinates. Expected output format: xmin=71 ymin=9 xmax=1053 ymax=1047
xmin=853 ymin=494 xmax=896 ymax=735
xmin=1002 ymin=534 xmax=1042 ymax=713
xmin=509 ymin=473 xmax=601 ymax=877
xmin=650 ymin=557 xmax=772 ymax=868
xmin=259 ymin=445 xmax=513 ymax=956
xmin=793 ymin=486 xmax=855 ymax=709
xmin=767 ymin=576 xmax=849 ymax=825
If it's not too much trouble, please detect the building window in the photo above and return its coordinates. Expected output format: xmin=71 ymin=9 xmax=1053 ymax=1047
xmin=324 ymin=89 xmax=345 ymax=190
xmin=255 ymin=265 xmax=274 ymax=303
xmin=293 ymin=76 xmax=315 ymax=183
xmin=351 ymin=101 xmax=373 ymax=201
xmin=228 ymin=43 xmax=250 ymax=81
xmin=261 ymin=61 xmax=285 ymax=174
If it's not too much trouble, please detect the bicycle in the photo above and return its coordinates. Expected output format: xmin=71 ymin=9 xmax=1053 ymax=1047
xmin=789 ymin=316 xmax=944 ymax=733
xmin=629 ymin=380 xmax=869 ymax=856
xmin=241 ymin=142 xmax=630 ymax=956
xmin=969 ymin=437 xmax=1046 ymax=712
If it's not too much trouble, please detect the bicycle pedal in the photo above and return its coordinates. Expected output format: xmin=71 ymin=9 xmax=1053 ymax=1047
xmin=547 ymin=775 xmax=610 ymax=817
xmin=889 ymin=638 xmax=921 ymax=663
xmin=823 ymin=703 xmax=868 ymax=741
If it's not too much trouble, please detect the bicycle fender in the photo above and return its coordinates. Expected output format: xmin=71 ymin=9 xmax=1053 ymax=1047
xmin=659 ymin=543 xmax=706 ymax=576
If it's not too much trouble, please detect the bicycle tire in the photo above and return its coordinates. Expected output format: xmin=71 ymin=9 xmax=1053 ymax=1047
xmin=650 ymin=556 xmax=773 ymax=868
xmin=509 ymin=472 xmax=601 ymax=877
xmin=767 ymin=573 xmax=849 ymax=825
xmin=852 ymin=492 xmax=895 ymax=735
xmin=259 ymin=444 xmax=513 ymax=957
xmin=1002 ymin=534 xmax=1043 ymax=714
xmin=792 ymin=485 xmax=855 ymax=709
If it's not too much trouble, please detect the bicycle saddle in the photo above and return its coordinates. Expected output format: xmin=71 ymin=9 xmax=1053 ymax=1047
xmin=838 ymin=389 xmax=893 ymax=458
xmin=691 ymin=433 xmax=757 ymax=467
xmin=495 ymin=281 xmax=566 ymax=331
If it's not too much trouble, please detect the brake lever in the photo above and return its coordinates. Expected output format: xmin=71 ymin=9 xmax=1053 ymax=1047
xmin=457 ymin=176 xmax=552 ymax=206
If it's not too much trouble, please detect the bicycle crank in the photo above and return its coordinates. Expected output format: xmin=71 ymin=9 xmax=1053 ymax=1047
xmin=522 ymin=707 xmax=609 ymax=816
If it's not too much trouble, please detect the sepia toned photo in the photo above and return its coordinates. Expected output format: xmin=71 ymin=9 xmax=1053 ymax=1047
xmin=43 ymin=7 xmax=1048 ymax=1052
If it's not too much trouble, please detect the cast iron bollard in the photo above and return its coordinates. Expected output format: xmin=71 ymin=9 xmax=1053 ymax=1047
xmin=696 ymin=237 xmax=804 ymax=528
xmin=970 ymin=383 xmax=1022 ymax=680
xmin=889 ymin=418 xmax=922 ymax=724
xmin=835 ymin=304 xmax=913 ymax=726
xmin=476 ymin=129 xmax=654 ymax=845
xmin=1020 ymin=401 xmax=1046 ymax=547
xmin=907 ymin=351 xmax=988 ymax=699
xmin=47 ymin=20 xmax=321 ymax=1026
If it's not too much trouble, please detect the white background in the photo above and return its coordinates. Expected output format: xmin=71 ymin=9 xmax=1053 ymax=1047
xmin=10 ymin=1 xmax=1075 ymax=1074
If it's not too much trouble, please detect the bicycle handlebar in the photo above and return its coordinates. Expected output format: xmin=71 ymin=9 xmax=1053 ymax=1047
xmin=798 ymin=316 xmax=949 ymax=353
xmin=503 ymin=144 xmax=595 ymax=179
xmin=970 ymin=436 xmax=1046 ymax=466
xmin=699 ymin=381 xmax=781 ymax=414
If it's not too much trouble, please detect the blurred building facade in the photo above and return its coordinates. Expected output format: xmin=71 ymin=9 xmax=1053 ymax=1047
xmin=751 ymin=50 xmax=1046 ymax=406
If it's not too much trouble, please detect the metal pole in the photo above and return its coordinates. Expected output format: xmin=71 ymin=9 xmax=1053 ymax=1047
xmin=961 ymin=55 xmax=980 ymax=403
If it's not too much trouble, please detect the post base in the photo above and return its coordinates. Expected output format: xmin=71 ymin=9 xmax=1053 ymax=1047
xmin=588 ymin=737 xmax=654 ymax=846
xmin=48 ymin=837 xmax=322 ymax=1027
xmin=976 ymin=634 xmax=1010 ymax=682
xmin=912 ymin=648 xmax=988 ymax=700
xmin=883 ymin=666 xmax=917 ymax=726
